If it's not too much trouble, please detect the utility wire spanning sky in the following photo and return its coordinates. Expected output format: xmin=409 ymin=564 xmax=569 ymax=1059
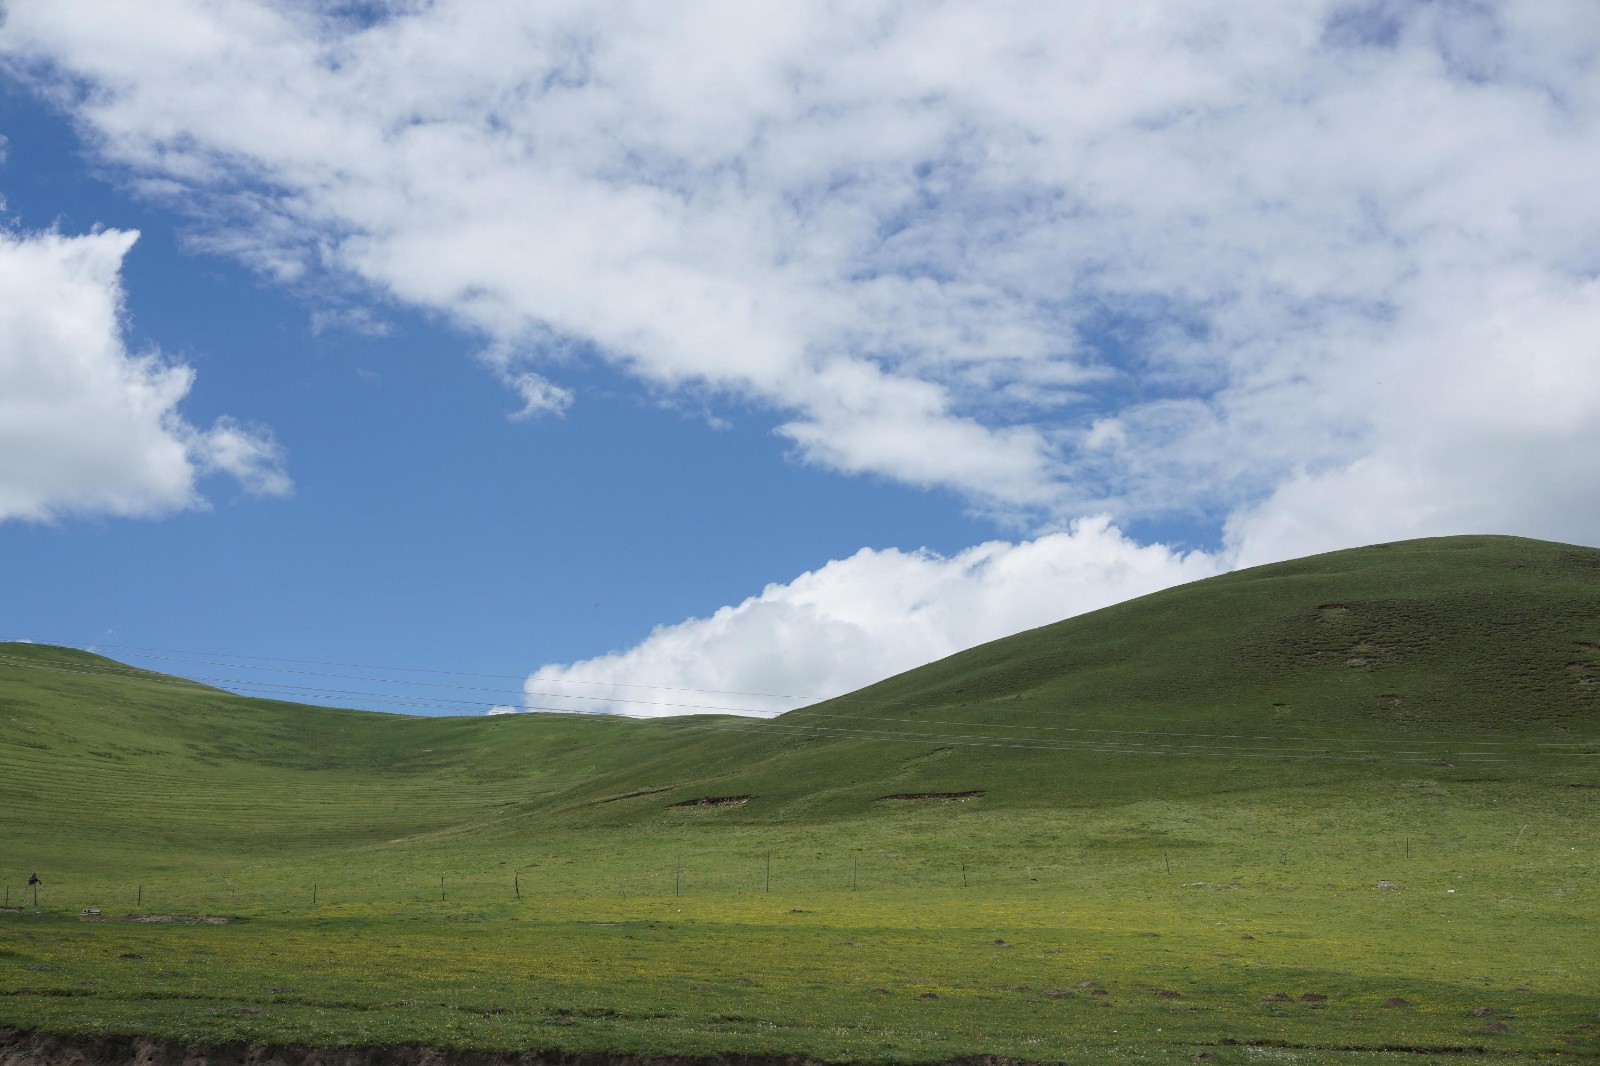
xmin=2 ymin=1 xmax=1598 ymax=717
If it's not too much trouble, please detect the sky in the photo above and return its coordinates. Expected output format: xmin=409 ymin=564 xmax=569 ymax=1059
xmin=1 ymin=0 xmax=1597 ymax=718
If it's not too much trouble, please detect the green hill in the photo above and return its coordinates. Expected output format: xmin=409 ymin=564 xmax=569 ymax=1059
xmin=1 ymin=535 xmax=1597 ymax=1065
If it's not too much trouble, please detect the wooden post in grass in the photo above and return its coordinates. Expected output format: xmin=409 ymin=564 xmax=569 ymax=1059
xmin=961 ymin=864 xmax=968 ymax=888
xmin=1163 ymin=851 xmax=1171 ymax=875
xmin=674 ymin=855 xmax=682 ymax=898
xmin=852 ymin=862 xmax=858 ymax=892
xmin=1405 ymin=835 xmax=1410 ymax=859
xmin=765 ymin=851 xmax=771 ymax=894
xmin=312 ymin=883 xmax=317 ymax=905
xmin=441 ymin=876 xmax=446 ymax=902
xmin=514 ymin=873 xmax=520 ymax=900
xmin=136 ymin=885 xmax=141 ymax=908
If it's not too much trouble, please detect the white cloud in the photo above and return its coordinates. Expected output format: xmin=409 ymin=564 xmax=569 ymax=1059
xmin=6 ymin=0 xmax=1597 ymax=537
xmin=1226 ymin=267 xmax=1600 ymax=567
xmin=192 ymin=415 xmax=292 ymax=498
xmin=308 ymin=305 xmax=392 ymax=338
xmin=477 ymin=341 xmax=576 ymax=421
xmin=527 ymin=516 xmax=1221 ymax=717
xmin=6 ymin=1 xmax=1600 ymax=692
xmin=0 ymin=226 xmax=290 ymax=522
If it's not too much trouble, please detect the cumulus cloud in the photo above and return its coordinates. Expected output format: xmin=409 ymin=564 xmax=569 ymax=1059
xmin=527 ymin=517 xmax=1221 ymax=716
xmin=5 ymin=0 xmax=1597 ymax=537
xmin=0 ymin=226 xmax=290 ymax=522
xmin=7 ymin=1 xmax=1600 ymax=697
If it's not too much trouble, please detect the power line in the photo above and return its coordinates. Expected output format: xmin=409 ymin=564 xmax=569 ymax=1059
xmin=674 ymin=719 xmax=1521 ymax=765
xmin=2 ymin=651 xmax=1595 ymax=763
xmin=6 ymin=638 xmax=1572 ymax=744
xmin=791 ymin=710 xmax=1542 ymax=748
xmin=24 ymin=638 xmax=823 ymax=703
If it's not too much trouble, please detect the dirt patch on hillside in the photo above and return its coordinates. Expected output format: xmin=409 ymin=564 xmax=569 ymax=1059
xmin=118 ymin=914 xmax=238 ymax=924
xmin=667 ymin=795 xmax=752 ymax=808
xmin=3 ymin=1028 xmax=1039 ymax=1066
xmin=879 ymin=791 xmax=985 ymax=802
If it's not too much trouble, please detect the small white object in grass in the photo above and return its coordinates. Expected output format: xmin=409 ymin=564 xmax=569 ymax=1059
xmin=1447 ymin=889 xmax=1456 ymax=893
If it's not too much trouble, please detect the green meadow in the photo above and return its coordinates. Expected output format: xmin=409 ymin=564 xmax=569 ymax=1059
xmin=2 ymin=535 xmax=1598 ymax=1064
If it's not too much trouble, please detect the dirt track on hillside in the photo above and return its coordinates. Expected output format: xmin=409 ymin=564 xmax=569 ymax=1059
xmin=1 ymin=1028 xmax=977 ymax=1066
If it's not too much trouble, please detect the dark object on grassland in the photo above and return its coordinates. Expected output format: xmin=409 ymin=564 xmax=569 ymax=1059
xmin=879 ymin=791 xmax=985 ymax=802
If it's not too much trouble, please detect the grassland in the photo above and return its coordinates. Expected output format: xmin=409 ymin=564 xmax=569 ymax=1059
xmin=2 ymin=535 xmax=1598 ymax=1064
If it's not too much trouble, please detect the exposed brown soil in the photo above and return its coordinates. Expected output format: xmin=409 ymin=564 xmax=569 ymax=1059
xmin=4 ymin=1023 xmax=1500 ymax=1066
xmin=0 ymin=1029 xmax=1121 ymax=1066
xmin=117 ymin=914 xmax=237 ymax=924
xmin=0 ymin=1028 xmax=1037 ymax=1066
xmin=666 ymin=796 xmax=751 ymax=808
xmin=878 ymin=791 xmax=985 ymax=802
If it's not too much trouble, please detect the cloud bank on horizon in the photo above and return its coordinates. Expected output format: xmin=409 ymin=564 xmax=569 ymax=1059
xmin=3 ymin=1 xmax=1598 ymax=712
xmin=529 ymin=517 xmax=1221 ymax=717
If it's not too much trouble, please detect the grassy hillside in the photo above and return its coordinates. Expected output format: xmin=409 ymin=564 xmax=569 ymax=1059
xmin=2 ymin=535 xmax=1598 ymax=1064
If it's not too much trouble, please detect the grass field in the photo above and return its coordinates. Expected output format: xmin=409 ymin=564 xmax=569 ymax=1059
xmin=2 ymin=535 xmax=1598 ymax=1064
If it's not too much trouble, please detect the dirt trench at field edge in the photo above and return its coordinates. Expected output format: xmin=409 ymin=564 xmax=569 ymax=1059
xmin=2 ymin=1029 xmax=1041 ymax=1066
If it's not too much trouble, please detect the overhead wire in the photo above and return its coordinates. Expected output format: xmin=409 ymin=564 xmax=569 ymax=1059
xmin=24 ymin=638 xmax=824 ymax=702
xmin=1 ymin=648 xmax=1592 ymax=757
xmin=686 ymin=718 xmax=1521 ymax=764
xmin=1 ymin=649 xmax=1594 ymax=766
xmin=4 ymin=638 xmax=1576 ymax=744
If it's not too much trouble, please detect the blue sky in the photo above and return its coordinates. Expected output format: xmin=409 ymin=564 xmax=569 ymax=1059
xmin=0 ymin=76 xmax=996 ymax=705
xmin=0 ymin=69 xmax=1001 ymax=711
xmin=2 ymin=1 xmax=1597 ymax=716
